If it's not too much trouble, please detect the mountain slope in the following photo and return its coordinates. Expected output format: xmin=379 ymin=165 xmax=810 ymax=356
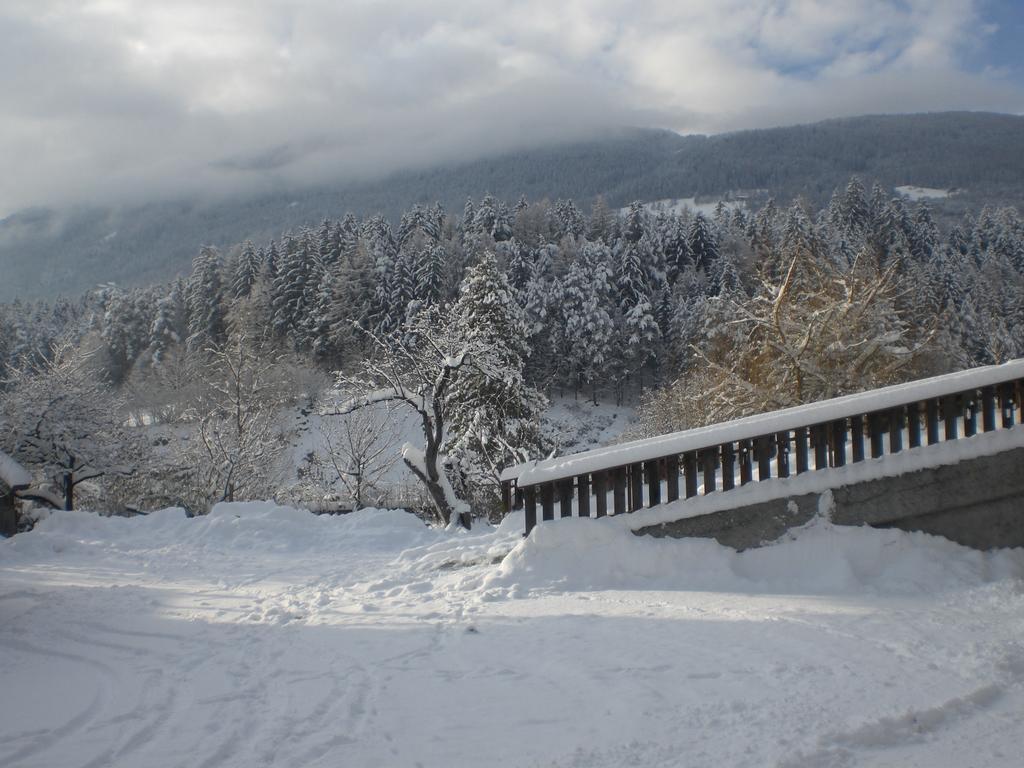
xmin=2 ymin=111 xmax=1023 ymax=301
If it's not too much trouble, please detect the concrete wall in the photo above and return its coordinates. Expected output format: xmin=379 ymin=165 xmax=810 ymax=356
xmin=637 ymin=447 xmax=1024 ymax=551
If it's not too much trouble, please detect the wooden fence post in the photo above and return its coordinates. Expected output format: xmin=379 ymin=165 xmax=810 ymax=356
xmin=776 ymin=432 xmax=790 ymax=478
xmin=907 ymin=403 xmax=921 ymax=448
xmin=813 ymin=424 xmax=829 ymax=469
xmin=594 ymin=471 xmax=608 ymax=517
xmin=613 ymin=466 xmax=627 ymax=514
xmin=982 ymin=386 xmax=996 ymax=432
xmin=577 ymin=474 xmax=591 ymax=518
xmin=943 ymin=395 xmax=958 ymax=440
xmin=665 ymin=455 xmax=680 ymax=502
xmin=850 ymin=414 xmax=865 ymax=462
xmin=702 ymin=449 xmax=717 ymax=494
xmin=963 ymin=391 xmax=978 ymax=437
xmin=795 ymin=427 xmax=810 ymax=472
xmin=739 ymin=440 xmax=753 ymax=485
xmin=926 ymin=399 xmax=940 ymax=444
xmin=647 ymin=460 xmax=661 ymax=506
xmin=629 ymin=462 xmax=644 ymax=511
xmin=684 ymin=452 xmax=698 ymax=498
xmin=541 ymin=483 xmax=555 ymax=521
xmin=756 ymin=436 xmax=772 ymax=480
xmin=721 ymin=443 xmax=736 ymax=490
xmin=831 ymin=420 xmax=847 ymax=467
xmin=888 ymin=408 xmax=903 ymax=453
xmin=524 ymin=486 xmax=537 ymax=535
xmin=869 ymin=413 xmax=884 ymax=458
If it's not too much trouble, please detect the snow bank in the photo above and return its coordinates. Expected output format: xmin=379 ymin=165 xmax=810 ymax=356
xmin=2 ymin=501 xmax=439 ymax=561
xmin=485 ymin=515 xmax=1024 ymax=596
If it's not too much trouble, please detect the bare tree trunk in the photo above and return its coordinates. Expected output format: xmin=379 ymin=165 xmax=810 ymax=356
xmin=62 ymin=471 xmax=74 ymax=511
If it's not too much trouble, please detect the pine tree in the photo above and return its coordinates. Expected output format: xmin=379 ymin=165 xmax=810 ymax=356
xmin=687 ymin=213 xmax=719 ymax=274
xmin=232 ymin=240 xmax=260 ymax=301
xmin=446 ymin=253 xmax=548 ymax=484
xmin=186 ymin=246 xmax=226 ymax=355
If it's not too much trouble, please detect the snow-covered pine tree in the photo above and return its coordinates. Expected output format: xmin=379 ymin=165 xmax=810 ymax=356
xmin=232 ymin=240 xmax=260 ymax=301
xmin=687 ymin=212 xmax=720 ymax=275
xmin=445 ymin=253 xmax=548 ymax=491
xmin=186 ymin=246 xmax=227 ymax=355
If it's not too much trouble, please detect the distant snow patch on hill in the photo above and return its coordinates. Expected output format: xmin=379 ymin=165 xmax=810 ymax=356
xmin=621 ymin=197 xmax=746 ymax=218
xmin=895 ymin=185 xmax=956 ymax=201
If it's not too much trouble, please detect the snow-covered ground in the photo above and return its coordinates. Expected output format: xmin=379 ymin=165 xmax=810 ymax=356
xmin=3 ymin=503 xmax=1023 ymax=767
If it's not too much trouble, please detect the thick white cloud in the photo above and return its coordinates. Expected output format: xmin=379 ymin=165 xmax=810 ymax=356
xmin=0 ymin=0 xmax=1021 ymax=215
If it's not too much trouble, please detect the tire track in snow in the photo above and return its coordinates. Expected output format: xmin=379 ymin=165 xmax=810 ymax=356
xmin=0 ymin=636 xmax=114 ymax=767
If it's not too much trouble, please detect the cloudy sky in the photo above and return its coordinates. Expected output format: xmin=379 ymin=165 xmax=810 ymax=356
xmin=2 ymin=0 xmax=1023 ymax=216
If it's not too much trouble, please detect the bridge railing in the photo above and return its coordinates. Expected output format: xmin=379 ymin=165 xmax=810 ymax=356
xmin=501 ymin=360 xmax=1024 ymax=535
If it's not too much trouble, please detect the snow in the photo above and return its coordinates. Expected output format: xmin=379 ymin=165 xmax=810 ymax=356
xmin=3 ymin=502 xmax=1024 ymax=767
xmin=513 ymin=359 xmax=1024 ymax=486
xmin=895 ymin=185 xmax=954 ymax=201
xmin=0 ymin=449 xmax=32 ymax=489
xmin=620 ymin=197 xmax=745 ymax=217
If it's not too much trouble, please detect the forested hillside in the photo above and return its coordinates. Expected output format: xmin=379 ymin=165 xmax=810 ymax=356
xmin=3 ymin=111 xmax=1024 ymax=301
xmin=2 ymin=178 xmax=1022 ymax=521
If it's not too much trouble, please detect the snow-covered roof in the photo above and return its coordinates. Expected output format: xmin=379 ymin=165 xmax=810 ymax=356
xmin=513 ymin=358 xmax=1024 ymax=487
xmin=0 ymin=450 xmax=32 ymax=490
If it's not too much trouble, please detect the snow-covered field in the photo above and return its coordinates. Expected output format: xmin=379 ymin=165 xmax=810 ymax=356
xmin=2 ymin=504 xmax=1023 ymax=767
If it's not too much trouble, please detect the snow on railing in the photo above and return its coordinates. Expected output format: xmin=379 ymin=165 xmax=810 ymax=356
xmin=501 ymin=359 xmax=1024 ymax=535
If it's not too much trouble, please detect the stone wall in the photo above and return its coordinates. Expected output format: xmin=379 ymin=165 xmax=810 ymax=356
xmin=637 ymin=447 xmax=1024 ymax=551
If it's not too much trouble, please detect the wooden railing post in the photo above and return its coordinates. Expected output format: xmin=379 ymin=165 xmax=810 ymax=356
xmin=612 ymin=466 xmax=627 ymax=514
xmin=776 ymin=432 xmax=790 ymax=478
xmin=888 ymin=408 xmax=903 ymax=453
xmin=559 ymin=478 xmax=573 ymax=518
xmin=721 ymin=443 xmax=736 ymax=490
xmin=629 ymin=462 xmax=644 ymax=511
xmin=683 ymin=452 xmax=698 ymax=498
xmin=577 ymin=474 xmax=591 ymax=518
xmin=647 ymin=460 xmax=661 ymax=506
xmin=1001 ymin=383 xmax=1016 ymax=428
xmin=850 ymin=414 xmax=865 ymax=462
xmin=701 ymin=449 xmax=717 ymax=494
xmin=541 ymin=483 xmax=555 ymax=521
xmin=756 ymin=436 xmax=772 ymax=480
xmin=943 ymin=395 xmax=958 ymax=440
xmin=665 ymin=455 xmax=680 ymax=502
xmin=812 ymin=424 xmax=829 ymax=469
xmin=982 ymin=386 xmax=996 ymax=432
xmin=926 ymin=399 xmax=940 ymax=444
xmin=907 ymin=403 xmax=921 ymax=448
xmin=739 ymin=440 xmax=753 ymax=485
xmin=831 ymin=420 xmax=847 ymax=467
xmin=869 ymin=413 xmax=885 ymax=458
xmin=594 ymin=471 xmax=608 ymax=517
xmin=524 ymin=486 xmax=537 ymax=534
xmin=795 ymin=427 xmax=810 ymax=472
xmin=964 ymin=391 xmax=978 ymax=437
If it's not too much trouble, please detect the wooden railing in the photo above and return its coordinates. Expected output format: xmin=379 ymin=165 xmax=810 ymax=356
xmin=501 ymin=361 xmax=1024 ymax=535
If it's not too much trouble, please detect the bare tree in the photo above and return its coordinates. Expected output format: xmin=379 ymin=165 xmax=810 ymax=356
xmin=182 ymin=331 xmax=291 ymax=510
xmin=0 ymin=341 xmax=143 ymax=510
xmin=633 ymin=248 xmax=938 ymax=436
xmin=317 ymin=404 xmax=399 ymax=510
xmin=325 ymin=312 xmax=476 ymax=528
